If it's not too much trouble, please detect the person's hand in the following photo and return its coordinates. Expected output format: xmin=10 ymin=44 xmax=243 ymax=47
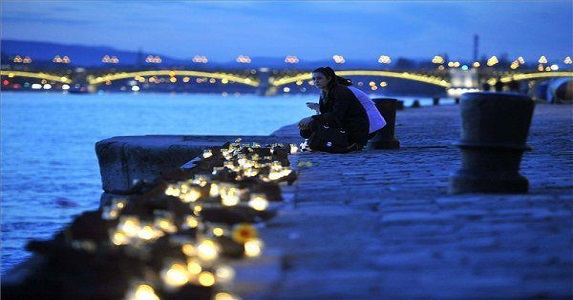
xmin=306 ymin=102 xmax=319 ymax=112
xmin=298 ymin=117 xmax=313 ymax=129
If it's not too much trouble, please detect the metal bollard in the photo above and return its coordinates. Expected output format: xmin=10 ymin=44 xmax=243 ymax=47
xmin=448 ymin=92 xmax=535 ymax=194
xmin=367 ymin=98 xmax=401 ymax=149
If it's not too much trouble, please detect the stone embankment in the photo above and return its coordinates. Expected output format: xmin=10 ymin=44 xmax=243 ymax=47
xmin=259 ymin=103 xmax=572 ymax=299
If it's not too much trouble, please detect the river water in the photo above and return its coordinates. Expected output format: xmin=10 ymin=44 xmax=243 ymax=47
xmin=1 ymin=91 xmax=442 ymax=274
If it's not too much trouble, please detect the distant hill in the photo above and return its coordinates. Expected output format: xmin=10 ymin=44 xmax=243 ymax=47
xmin=1 ymin=39 xmax=185 ymax=67
xmin=1 ymin=39 xmax=385 ymax=69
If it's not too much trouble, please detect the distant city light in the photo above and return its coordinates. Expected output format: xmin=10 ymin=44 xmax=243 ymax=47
xmin=461 ymin=65 xmax=469 ymax=71
xmin=378 ymin=55 xmax=391 ymax=64
xmin=564 ymin=56 xmax=572 ymax=64
xmin=472 ymin=62 xmax=480 ymax=68
xmin=13 ymin=55 xmax=22 ymax=63
xmin=486 ymin=56 xmax=499 ymax=66
xmin=332 ymin=55 xmax=345 ymax=64
xmin=550 ymin=64 xmax=559 ymax=71
xmin=236 ymin=55 xmax=251 ymax=63
xmin=517 ymin=56 xmax=525 ymax=64
xmin=538 ymin=56 xmax=548 ymax=64
xmin=448 ymin=61 xmax=461 ymax=68
xmin=510 ymin=61 xmax=520 ymax=69
xmin=431 ymin=56 xmax=444 ymax=64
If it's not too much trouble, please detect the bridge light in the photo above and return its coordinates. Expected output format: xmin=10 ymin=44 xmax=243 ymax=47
xmin=332 ymin=55 xmax=345 ymax=64
xmin=285 ymin=56 xmax=299 ymax=64
xmin=564 ymin=56 xmax=572 ymax=64
xmin=538 ymin=56 xmax=548 ymax=64
xmin=193 ymin=55 xmax=208 ymax=63
xmin=378 ymin=55 xmax=391 ymax=64
xmin=145 ymin=55 xmax=162 ymax=63
xmin=236 ymin=55 xmax=251 ymax=63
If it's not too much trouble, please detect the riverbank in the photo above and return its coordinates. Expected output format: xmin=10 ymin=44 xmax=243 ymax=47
xmin=2 ymin=99 xmax=571 ymax=298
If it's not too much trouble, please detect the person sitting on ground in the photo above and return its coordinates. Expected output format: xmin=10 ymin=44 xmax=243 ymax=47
xmin=299 ymin=67 xmax=384 ymax=152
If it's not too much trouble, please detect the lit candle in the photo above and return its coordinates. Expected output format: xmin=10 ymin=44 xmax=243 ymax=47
xmin=215 ymin=265 xmax=236 ymax=284
xmin=197 ymin=239 xmax=220 ymax=261
xmin=161 ymin=261 xmax=190 ymax=288
xmin=119 ymin=216 xmax=141 ymax=237
xmin=180 ymin=187 xmax=201 ymax=203
xmin=244 ymin=238 xmax=264 ymax=257
xmin=248 ymin=193 xmax=269 ymax=211
xmin=198 ymin=271 xmax=216 ymax=287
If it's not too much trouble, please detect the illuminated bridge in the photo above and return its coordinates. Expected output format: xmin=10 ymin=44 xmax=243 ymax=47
xmin=1 ymin=68 xmax=572 ymax=97
xmin=88 ymin=70 xmax=259 ymax=87
xmin=269 ymin=70 xmax=450 ymax=88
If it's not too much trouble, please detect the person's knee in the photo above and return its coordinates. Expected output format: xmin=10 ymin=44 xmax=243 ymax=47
xmin=300 ymin=129 xmax=312 ymax=139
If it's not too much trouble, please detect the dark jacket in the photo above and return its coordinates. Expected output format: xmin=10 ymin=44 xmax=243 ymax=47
xmin=312 ymin=84 xmax=369 ymax=146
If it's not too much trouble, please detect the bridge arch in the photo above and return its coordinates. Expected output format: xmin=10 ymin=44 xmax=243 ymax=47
xmin=89 ymin=70 xmax=259 ymax=87
xmin=0 ymin=70 xmax=72 ymax=84
xmin=270 ymin=70 xmax=451 ymax=88
xmin=498 ymin=71 xmax=573 ymax=83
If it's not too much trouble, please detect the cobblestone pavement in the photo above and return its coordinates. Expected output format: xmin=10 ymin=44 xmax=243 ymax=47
xmin=253 ymin=103 xmax=572 ymax=299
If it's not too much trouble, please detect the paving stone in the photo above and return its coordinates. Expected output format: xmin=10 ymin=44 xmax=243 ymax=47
xmin=250 ymin=104 xmax=573 ymax=299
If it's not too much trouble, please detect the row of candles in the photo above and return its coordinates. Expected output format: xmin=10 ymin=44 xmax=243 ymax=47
xmin=98 ymin=140 xmax=299 ymax=299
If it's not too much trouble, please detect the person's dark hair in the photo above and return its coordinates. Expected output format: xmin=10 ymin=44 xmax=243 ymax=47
xmin=312 ymin=67 xmax=352 ymax=87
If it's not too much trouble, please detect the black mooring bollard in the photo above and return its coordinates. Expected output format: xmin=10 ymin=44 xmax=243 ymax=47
xmin=448 ymin=92 xmax=535 ymax=194
xmin=367 ymin=98 xmax=401 ymax=149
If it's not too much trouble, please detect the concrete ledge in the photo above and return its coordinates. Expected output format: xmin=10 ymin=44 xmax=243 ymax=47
xmin=95 ymin=134 xmax=302 ymax=195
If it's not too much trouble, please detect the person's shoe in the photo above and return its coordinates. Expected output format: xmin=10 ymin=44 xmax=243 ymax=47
xmin=344 ymin=143 xmax=363 ymax=153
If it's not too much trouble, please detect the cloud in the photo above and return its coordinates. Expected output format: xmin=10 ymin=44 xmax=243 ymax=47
xmin=2 ymin=0 xmax=571 ymax=62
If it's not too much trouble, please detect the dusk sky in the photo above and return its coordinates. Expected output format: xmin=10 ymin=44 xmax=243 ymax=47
xmin=2 ymin=0 xmax=572 ymax=63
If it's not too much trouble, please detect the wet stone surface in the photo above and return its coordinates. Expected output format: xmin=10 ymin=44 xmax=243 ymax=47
xmin=259 ymin=104 xmax=573 ymax=299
